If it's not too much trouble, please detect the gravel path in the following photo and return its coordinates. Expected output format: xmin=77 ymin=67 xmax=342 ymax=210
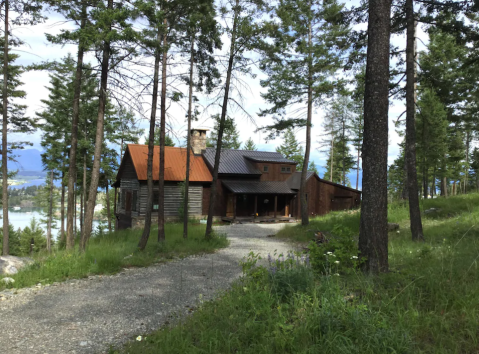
xmin=0 ymin=224 xmax=295 ymax=354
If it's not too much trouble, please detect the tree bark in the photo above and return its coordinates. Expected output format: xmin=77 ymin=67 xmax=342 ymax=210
xmin=342 ymin=120 xmax=346 ymax=185
xmin=157 ymin=17 xmax=168 ymax=243
xmin=2 ymin=0 xmax=9 ymax=255
xmin=299 ymin=14 xmax=313 ymax=227
xmin=358 ymin=0 xmax=391 ymax=274
xmin=405 ymin=0 xmax=424 ymax=241
xmin=106 ymin=182 xmax=111 ymax=233
xmin=330 ymin=138 xmax=334 ymax=182
xmin=60 ymin=171 xmax=66 ymax=244
xmin=80 ymin=0 xmax=113 ymax=251
xmin=46 ymin=170 xmax=54 ymax=253
xmin=356 ymin=114 xmax=362 ymax=190
xmin=138 ymin=27 xmax=161 ymax=251
xmin=66 ymin=0 xmax=87 ymax=250
xmin=183 ymin=37 xmax=195 ymax=239
xmin=205 ymin=0 xmax=239 ymax=239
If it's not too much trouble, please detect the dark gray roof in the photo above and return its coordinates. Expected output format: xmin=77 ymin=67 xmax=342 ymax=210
xmin=202 ymin=148 xmax=296 ymax=175
xmin=222 ymin=180 xmax=296 ymax=195
xmin=286 ymin=171 xmax=315 ymax=190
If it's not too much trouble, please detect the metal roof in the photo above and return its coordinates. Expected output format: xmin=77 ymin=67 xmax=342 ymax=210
xmin=286 ymin=171 xmax=315 ymax=190
xmin=125 ymin=144 xmax=213 ymax=182
xmin=202 ymin=148 xmax=297 ymax=175
xmin=222 ymin=180 xmax=296 ymax=195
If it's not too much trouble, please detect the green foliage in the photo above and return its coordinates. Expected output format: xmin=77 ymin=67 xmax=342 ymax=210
xmin=207 ymin=114 xmax=241 ymax=150
xmin=275 ymin=128 xmax=304 ymax=169
xmin=18 ymin=218 xmax=48 ymax=255
xmin=308 ymin=225 xmax=361 ymax=276
xmin=142 ymin=127 xmax=175 ymax=147
xmin=0 ymin=224 xmax=21 ymax=256
xmin=307 ymin=160 xmax=318 ymax=174
xmin=0 ymin=223 xmax=228 ymax=290
xmin=243 ymin=137 xmax=257 ymax=151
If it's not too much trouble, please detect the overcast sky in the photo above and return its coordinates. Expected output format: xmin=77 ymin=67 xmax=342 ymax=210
xmin=9 ymin=5 xmax=430 ymax=181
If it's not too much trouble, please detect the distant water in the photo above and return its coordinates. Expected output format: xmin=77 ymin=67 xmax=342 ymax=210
xmin=1 ymin=207 xmax=101 ymax=240
xmin=10 ymin=179 xmax=46 ymax=189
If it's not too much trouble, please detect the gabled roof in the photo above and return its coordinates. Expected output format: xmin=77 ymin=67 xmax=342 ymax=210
xmin=286 ymin=171 xmax=362 ymax=194
xmin=119 ymin=144 xmax=212 ymax=182
xmin=202 ymin=148 xmax=297 ymax=175
xmin=286 ymin=171 xmax=315 ymax=190
xmin=222 ymin=180 xmax=296 ymax=195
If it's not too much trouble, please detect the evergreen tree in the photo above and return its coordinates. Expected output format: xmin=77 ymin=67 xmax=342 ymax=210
xmin=142 ymin=127 xmax=175 ymax=147
xmin=308 ymin=160 xmax=318 ymax=174
xmin=111 ymin=107 xmax=143 ymax=158
xmin=275 ymin=128 xmax=304 ymax=169
xmin=18 ymin=218 xmax=47 ymax=255
xmin=259 ymin=0 xmax=349 ymax=226
xmin=1 ymin=31 xmax=40 ymax=255
xmin=243 ymin=137 xmax=257 ymax=151
xmin=204 ymin=0 xmax=268 ymax=239
xmin=323 ymin=135 xmax=355 ymax=186
xmin=207 ymin=114 xmax=241 ymax=150
xmin=358 ymin=0 xmax=391 ymax=274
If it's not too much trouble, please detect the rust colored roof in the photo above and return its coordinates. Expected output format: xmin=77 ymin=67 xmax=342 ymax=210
xmin=126 ymin=144 xmax=212 ymax=182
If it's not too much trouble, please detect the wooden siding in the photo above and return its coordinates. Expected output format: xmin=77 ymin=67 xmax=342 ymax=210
xmin=117 ymin=179 xmax=140 ymax=217
xmin=138 ymin=183 xmax=203 ymax=216
xmin=118 ymin=151 xmax=138 ymax=180
xmin=293 ymin=177 xmax=361 ymax=217
xmin=255 ymin=162 xmax=297 ymax=182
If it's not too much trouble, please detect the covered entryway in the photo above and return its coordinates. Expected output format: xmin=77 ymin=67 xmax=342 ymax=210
xmin=222 ymin=180 xmax=296 ymax=222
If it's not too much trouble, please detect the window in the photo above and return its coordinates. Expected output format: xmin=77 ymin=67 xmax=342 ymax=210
xmin=132 ymin=191 xmax=138 ymax=212
xmin=121 ymin=190 xmax=126 ymax=209
xmin=281 ymin=166 xmax=292 ymax=173
xmin=263 ymin=165 xmax=269 ymax=172
xmin=152 ymin=192 xmax=159 ymax=211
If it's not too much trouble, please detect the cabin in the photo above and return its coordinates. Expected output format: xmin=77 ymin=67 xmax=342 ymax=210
xmin=113 ymin=129 xmax=361 ymax=229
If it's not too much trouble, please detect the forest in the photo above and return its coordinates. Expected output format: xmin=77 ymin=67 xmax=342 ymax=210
xmin=0 ymin=0 xmax=477 ymax=273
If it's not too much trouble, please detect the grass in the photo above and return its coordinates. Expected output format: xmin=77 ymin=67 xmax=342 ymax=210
xmin=0 ymin=223 xmax=228 ymax=291
xmin=113 ymin=193 xmax=479 ymax=354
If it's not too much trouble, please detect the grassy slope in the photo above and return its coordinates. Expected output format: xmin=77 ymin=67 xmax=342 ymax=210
xmin=116 ymin=194 xmax=479 ymax=354
xmin=1 ymin=224 xmax=228 ymax=291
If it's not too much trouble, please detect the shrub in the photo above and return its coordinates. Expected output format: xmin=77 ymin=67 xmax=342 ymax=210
xmin=308 ymin=225 xmax=362 ymax=275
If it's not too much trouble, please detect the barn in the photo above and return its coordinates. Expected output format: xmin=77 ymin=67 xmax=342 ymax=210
xmin=113 ymin=129 xmax=361 ymax=229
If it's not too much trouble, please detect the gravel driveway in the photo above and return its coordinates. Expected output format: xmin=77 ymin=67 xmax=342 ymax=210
xmin=0 ymin=223 xmax=295 ymax=354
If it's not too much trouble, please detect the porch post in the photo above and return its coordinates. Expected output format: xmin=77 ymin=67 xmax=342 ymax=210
xmin=254 ymin=195 xmax=257 ymax=220
xmin=274 ymin=195 xmax=278 ymax=219
xmin=233 ymin=194 xmax=237 ymax=222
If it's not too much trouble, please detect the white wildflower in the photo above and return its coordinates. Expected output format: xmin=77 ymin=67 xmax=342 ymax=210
xmin=327 ymin=251 xmax=333 ymax=255
xmin=396 ymin=230 xmax=400 ymax=234
xmin=136 ymin=336 xmax=142 ymax=342
xmin=335 ymin=261 xmax=340 ymax=264
xmin=334 ymin=273 xmax=340 ymax=276
xmin=351 ymin=256 xmax=358 ymax=259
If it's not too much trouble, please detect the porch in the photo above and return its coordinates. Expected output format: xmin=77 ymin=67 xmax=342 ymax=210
xmin=222 ymin=180 xmax=297 ymax=222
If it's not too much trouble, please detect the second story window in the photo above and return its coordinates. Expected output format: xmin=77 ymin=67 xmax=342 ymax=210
xmin=281 ymin=166 xmax=292 ymax=173
xmin=263 ymin=165 xmax=269 ymax=172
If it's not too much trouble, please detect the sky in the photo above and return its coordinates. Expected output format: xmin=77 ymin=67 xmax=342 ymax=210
xmin=8 ymin=4 xmax=431 ymax=189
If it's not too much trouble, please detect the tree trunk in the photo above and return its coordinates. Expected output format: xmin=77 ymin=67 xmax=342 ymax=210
xmin=299 ymin=15 xmax=313 ymax=227
xmin=183 ymin=37 xmax=195 ymax=239
xmin=46 ymin=170 xmax=54 ymax=252
xmin=465 ymin=130 xmax=470 ymax=194
xmin=80 ymin=0 xmax=112 ymax=251
xmin=205 ymin=0 xmax=239 ymax=239
xmin=342 ymin=120 xmax=346 ymax=185
xmin=60 ymin=172 xmax=66 ymax=244
xmin=442 ymin=176 xmax=448 ymax=197
xmin=138 ymin=27 xmax=161 ymax=251
xmin=2 ymin=0 xmax=9 ymax=256
xmin=431 ymin=166 xmax=436 ymax=197
xmin=157 ymin=17 xmax=168 ymax=243
xmin=358 ymin=0 xmax=391 ymax=274
xmin=405 ymin=0 xmax=424 ymax=241
xmin=356 ymin=115 xmax=362 ymax=190
xmin=106 ymin=182 xmax=111 ymax=233
xmin=80 ymin=185 xmax=83 ymax=236
xmin=74 ymin=183 xmax=77 ymax=236
xmin=66 ymin=0 xmax=87 ymax=250
xmin=330 ymin=138 xmax=334 ymax=182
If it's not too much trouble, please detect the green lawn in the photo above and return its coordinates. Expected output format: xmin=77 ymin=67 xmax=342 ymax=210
xmin=1 ymin=223 xmax=228 ymax=291
xmin=114 ymin=194 xmax=479 ymax=354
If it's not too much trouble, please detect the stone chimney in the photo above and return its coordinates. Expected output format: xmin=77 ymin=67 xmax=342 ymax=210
xmin=190 ymin=128 xmax=209 ymax=154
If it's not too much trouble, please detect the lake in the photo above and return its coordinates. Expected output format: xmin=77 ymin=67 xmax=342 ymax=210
xmin=1 ymin=207 xmax=101 ymax=240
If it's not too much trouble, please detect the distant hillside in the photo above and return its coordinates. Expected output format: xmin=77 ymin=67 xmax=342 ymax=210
xmin=8 ymin=149 xmax=44 ymax=172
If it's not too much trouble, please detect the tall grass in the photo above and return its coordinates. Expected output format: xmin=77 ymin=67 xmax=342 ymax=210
xmin=114 ymin=193 xmax=479 ymax=354
xmin=1 ymin=224 xmax=228 ymax=291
